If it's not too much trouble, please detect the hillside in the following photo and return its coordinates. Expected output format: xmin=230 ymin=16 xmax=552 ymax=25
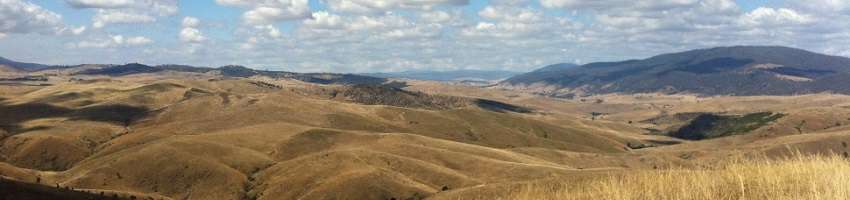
xmin=0 ymin=57 xmax=51 ymax=72
xmin=0 ymin=77 xmax=634 ymax=200
xmin=502 ymin=46 xmax=850 ymax=96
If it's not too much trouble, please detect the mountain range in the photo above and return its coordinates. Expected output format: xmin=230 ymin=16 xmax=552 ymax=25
xmin=0 ymin=57 xmax=50 ymax=71
xmin=0 ymin=61 xmax=387 ymax=86
xmin=363 ymin=70 xmax=521 ymax=82
xmin=4 ymin=45 xmax=850 ymax=96
xmin=501 ymin=46 xmax=850 ymax=96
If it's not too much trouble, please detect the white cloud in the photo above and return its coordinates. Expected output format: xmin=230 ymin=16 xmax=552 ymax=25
xmin=180 ymin=17 xmax=206 ymax=43
xmin=461 ymin=4 xmax=576 ymax=39
xmin=182 ymin=16 xmax=201 ymax=27
xmin=66 ymin=0 xmax=178 ymax=28
xmin=70 ymin=35 xmax=153 ymax=48
xmin=71 ymin=26 xmax=87 ymax=35
xmin=741 ymin=7 xmax=812 ymax=27
xmin=5 ymin=0 xmax=850 ymax=73
xmin=419 ymin=10 xmax=454 ymax=23
xmin=65 ymin=0 xmax=134 ymax=9
xmin=479 ymin=6 xmax=542 ymax=22
xmin=216 ymin=0 xmax=310 ymax=25
xmin=540 ymin=0 xmax=700 ymax=10
xmin=324 ymin=0 xmax=469 ymax=14
xmin=0 ymin=0 xmax=65 ymax=35
xmin=125 ymin=36 xmax=153 ymax=45
xmin=257 ymin=25 xmax=282 ymax=38
xmin=180 ymin=28 xmax=206 ymax=43
xmin=303 ymin=11 xmax=344 ymax=29
xmin=298 ymin=12 xmax=443 ymax=41
xmin=92 ymin=10 xmax=156 ymax=28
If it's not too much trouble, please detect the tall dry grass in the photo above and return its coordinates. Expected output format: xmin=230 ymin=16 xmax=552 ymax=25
xmin=509 ymin=154 xmax=850 ymax=200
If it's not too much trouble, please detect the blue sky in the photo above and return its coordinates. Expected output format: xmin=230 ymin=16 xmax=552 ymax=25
xmin=1 ymin=0 xmax=848 ymax=72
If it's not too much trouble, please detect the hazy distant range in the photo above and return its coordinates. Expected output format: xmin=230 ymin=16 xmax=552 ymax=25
xmin=362 ymin=70 xmax=523 ymax=82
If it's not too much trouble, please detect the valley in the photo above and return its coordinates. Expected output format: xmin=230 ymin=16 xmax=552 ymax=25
xmin=1 ymin=46 xmax=849 ymax=200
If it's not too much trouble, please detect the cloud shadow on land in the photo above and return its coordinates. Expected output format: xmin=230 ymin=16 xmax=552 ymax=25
xmin=0 ymin=101 xmax=150 ymax=135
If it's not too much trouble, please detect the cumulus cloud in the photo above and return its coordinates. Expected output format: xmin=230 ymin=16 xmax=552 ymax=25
xmin=6 ymin=0 xmax=850 ymax=73
xmin=180 ymin=17 xmax=206 ymax=43
xmin=65 ymin=0 xmax=134 ymax=9
xmin=92 ymin=10 xmax=156 ymax=28
xmin=69 ymin=35 xmax=153 ymax=48
xmin=323 ymin=0 xmax=470 ymax=14
xmin=299 ymin=11 xmax=442 ymax=42
xmin=124 ymin=35 xmax=154 ymax=45
xmin=740 ymin=7 xmax=812 ymax=27
xmin=65 ymin=0 xmax=178 ymax=28
xmin=461 ymin=3 xmax=577 ymax=39
xmin=216 ymin=0 xmax=311 ymax=25
xmin=0 ymin=0 xmax=66 ymax=35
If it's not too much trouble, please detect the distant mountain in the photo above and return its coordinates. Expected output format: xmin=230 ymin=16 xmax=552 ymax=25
xmin=77 ymin=63 xmax=163 ymax=76
xmin=364 ymin=70 xmax=522 ymax=82
xmin=503 ymin=63 xmax=578 ymax=86
xmin=501 ymin=46 xmax=850 ymax=96
xmin=73 ymin=63 xmax=387 ymax=85
xmin=0 ymin=57 xmax=51 ymax=71
xmin=531 ymin=63 xmax=579 ymax=72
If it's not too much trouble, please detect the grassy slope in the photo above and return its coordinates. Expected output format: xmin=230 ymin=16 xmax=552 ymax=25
xmin=506 ymin=154 xmax=850 ymax=200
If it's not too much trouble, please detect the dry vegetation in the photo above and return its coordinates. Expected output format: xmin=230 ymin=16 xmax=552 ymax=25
xmin=2 ymin=74 xmax=850 ymax=200
xmin=508 ymin=154 xmax=850 ymax=200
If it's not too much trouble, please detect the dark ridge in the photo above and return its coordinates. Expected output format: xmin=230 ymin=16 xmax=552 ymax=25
xmin=0 ymin=177 xmax=131 ymax=200
xmin=76 ymin=63 xmax=163 ymax=76
xmin=318 ymin=85 xmax=531 ymax=113
xmin=670 ymin=112 xmax=785 ymax=140
xmin=332 ymin=85 xmax=468 ymax=110
xmin=218 ymin=65 xmax=258 ymax=77
xmin=284 ymin=73 xmax=388 ymax=85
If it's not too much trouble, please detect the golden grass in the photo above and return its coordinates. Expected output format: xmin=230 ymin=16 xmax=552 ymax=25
xmin=509 ymin=154 xmax=850 ymax=200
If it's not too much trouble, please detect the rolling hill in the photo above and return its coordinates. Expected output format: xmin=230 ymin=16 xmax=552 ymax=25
xmin=0 ymin=76 xmax=636 ymax=200
xmin=501 ymin=46 xmax=850 ymax=96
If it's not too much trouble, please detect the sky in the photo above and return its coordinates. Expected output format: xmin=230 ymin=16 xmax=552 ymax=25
xmin=0 ymin=0 xmax=849 ymax=73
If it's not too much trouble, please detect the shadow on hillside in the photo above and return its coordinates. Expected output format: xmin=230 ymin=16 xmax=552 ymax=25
xmin=0 ymin=101 xmax=149 ymax=135
xmin=475 ymin=99 xmax=533 ymax=113
xmin=0 ymin=177 xmax=131 ymax=200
